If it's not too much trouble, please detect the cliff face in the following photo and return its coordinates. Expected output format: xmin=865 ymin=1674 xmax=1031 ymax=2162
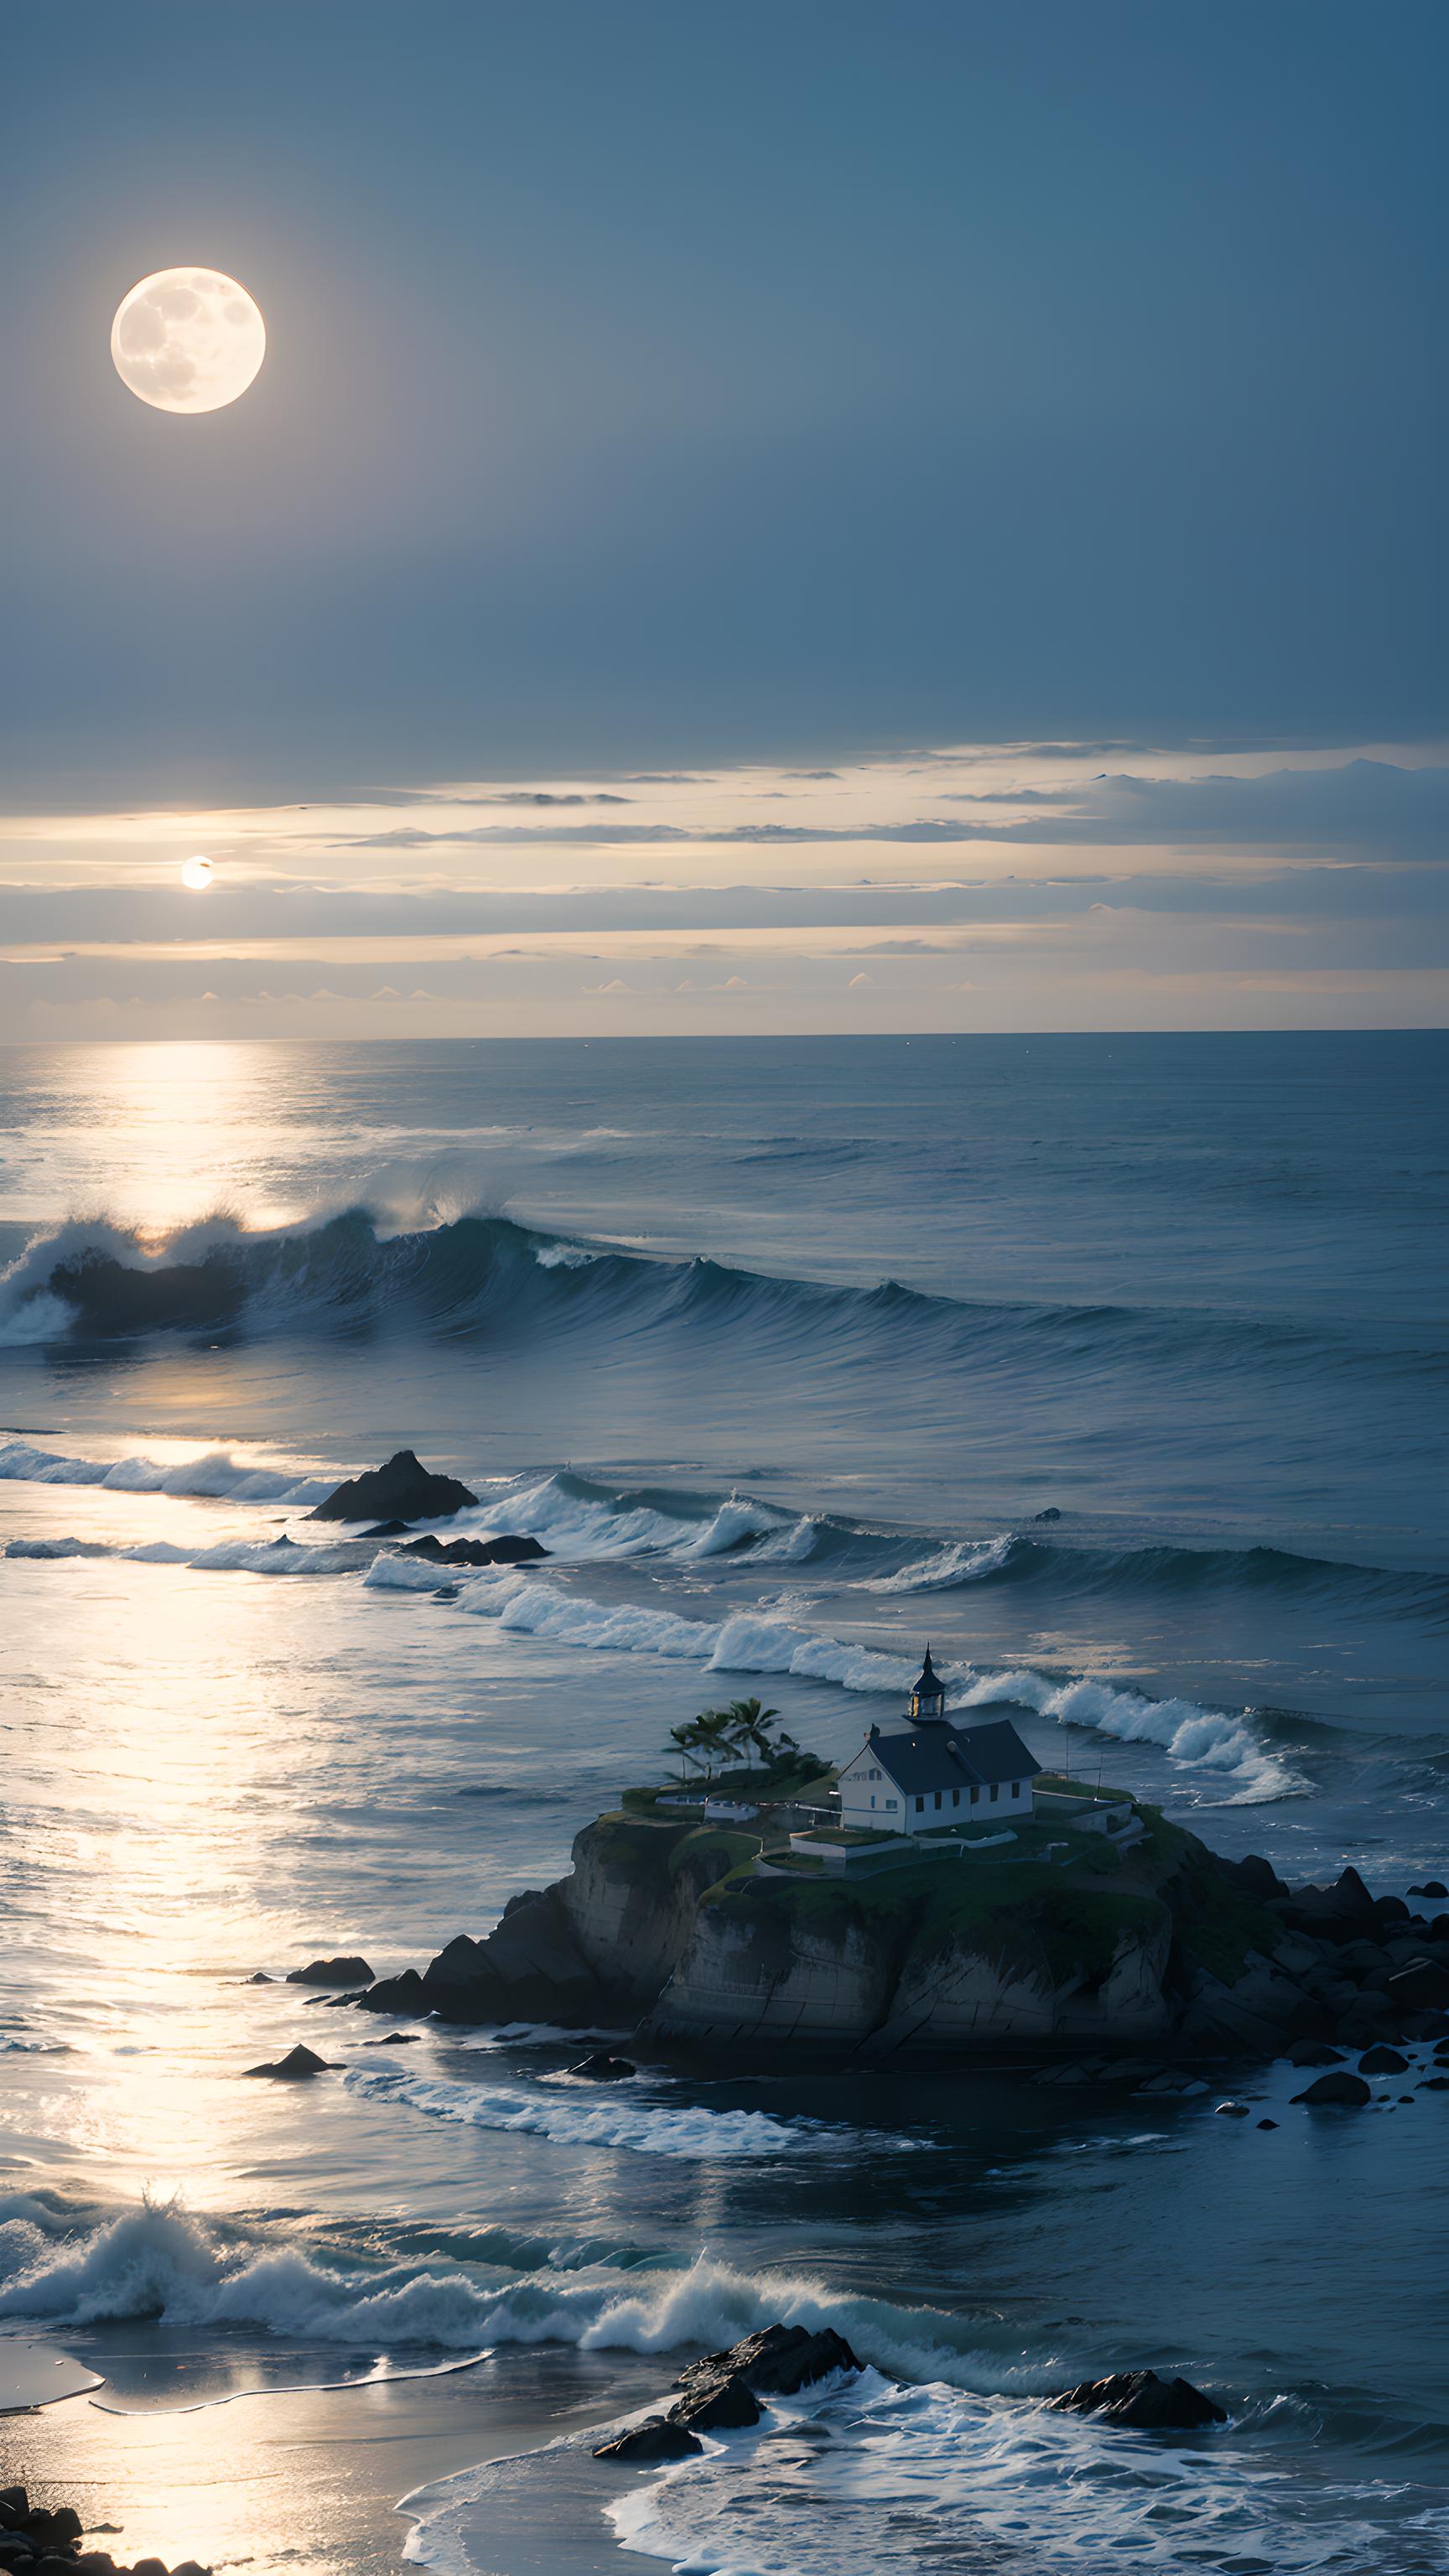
xmin=354 ymin=1805 xmax=1449 ymax=2061
xmin=358 ymin=1803 xmax=1299 ymax=2060
xmin=639 ymin=1868 xmax=1181 ymax=2049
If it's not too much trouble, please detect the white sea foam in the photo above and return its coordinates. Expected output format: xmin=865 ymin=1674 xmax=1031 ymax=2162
xmin=0 ymin=1439 xmax=331 ymax=1506
xmin=344 ymin=2067 xmax=896 ymax=2159
xmin=587 ymin=2367 xmax=1384 ymax=2576
xmin=0 ymin=2204 xmax=1011 ymax=2385
xmin=865 ymin=1532 xmax=1016 ymax=1592
xmin=371 ymin=1553 xmax=1293 ymax=1796
xmin=6 ymin=1533 xmax=375 ymax=1577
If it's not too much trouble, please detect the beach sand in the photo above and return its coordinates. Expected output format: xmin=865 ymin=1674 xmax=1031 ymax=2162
xmin=1 ymin=2345 xmax=669 ymax=2576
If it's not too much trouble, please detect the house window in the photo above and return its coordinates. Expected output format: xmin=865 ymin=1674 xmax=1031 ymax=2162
xmin=952 ymin=1788 xmax=959 ymax=1806
xmin=915 ymin=1795 xmax=924 ymax=1813
xmin=870 ymin=1795 xmax=875 ymax=1809
xmin=990 ymin=1783 xmax=999 ymax=1802
xmin=886 ymin=1798 xmax=896 ymax=1810
xmin=1011 ymin=1779 xmax=1021 ymax=1798
xmin=933 ymin=1790 xmax=942 ymax=1810
xmin=970 ymin=1786 xmax=979 ymax=1805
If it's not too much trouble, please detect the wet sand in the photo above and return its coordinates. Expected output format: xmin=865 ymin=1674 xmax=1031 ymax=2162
xmin=1 ymin=2347 xmax=669 ymax=2576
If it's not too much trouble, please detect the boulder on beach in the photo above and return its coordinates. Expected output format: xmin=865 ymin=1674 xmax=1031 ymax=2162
xmin=308 ymin=1451 xmax=479 ymax=1524
xmin=1358 ymin=2045 xmax=1409 ymax=2075
xmin=242 ymin=2043 xmax=333 ymax=2080
xmin=1048 ymin=2370 xmax=1227 ymax=2431
xmin=569 ymin=2053 xmax=636 ymax=2081
xmin=1388 ymin=1960 xmax=1449 ymax=2012
xmin=1285 ymin=2039 xmax=1343 ymax=2067
xmin=671 ymin=2324 xmax=863 ymax=2431
xmin=286 ymin=1956 xmax=374 ymax=1987
xmin=1291 ymin=2071 xmax=1372 ymax=2106
xmin=593 ymin=2416 xmax=704 ymax=2464
xmin=398 ymin=1533 xmax=548 ymax=1568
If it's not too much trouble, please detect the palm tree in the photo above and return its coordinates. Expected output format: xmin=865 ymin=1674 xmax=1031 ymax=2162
xmin=666 ymin=1721 xmax=699 ymax=1786
xmin=720 ymin=1696 xmax=781 ymax=1766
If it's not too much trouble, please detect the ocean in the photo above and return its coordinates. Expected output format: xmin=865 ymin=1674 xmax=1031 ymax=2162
xmin=0 ymin=1031 xmax=1446 ymax=2576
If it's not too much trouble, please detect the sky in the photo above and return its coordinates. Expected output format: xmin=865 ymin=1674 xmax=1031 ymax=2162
xmin=3 ymin=0 xmax=1446 ymax=1037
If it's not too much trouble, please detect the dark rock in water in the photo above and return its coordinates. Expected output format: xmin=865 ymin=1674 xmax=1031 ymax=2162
xmin=308 ymin=1451 xmax=479 ymax=1524
xmin=1418 ymin=2075 xmax=1449 ymax=2090
xmin=356 ymin=1967 xmax=429 ymax=2016
xmin=1291 ymin=2071 xmax=1372 ymax=2106
xmin=357 ymin=1892 xmax=605 ymax=2027
xmin=1410 ymin=1881 xmax=1447 ymax=1899
xmin=399 ymin=1532 xmax=548 ymax=1568
xmin=1033 ymin=1506 xmax=1062 ymax=1522
xmin=1285 ymin=2039 xmax=1343 ymax=2067
xmin=673 ymin=2324 xmax=862 ymax=2420
xmin=1358 ymin=2045 xmax=1410 ymax=2074
xmin=364 ymin=2032 xmax=422 ymax=2045
xmin=594 ymin=2416 xmax=704 ymax=2464
xmin=672 ymin=2376 xmax=762 ymax=2431
xmin=287 ymin=1955 xmax=374 ymax=1987
xmin=1214 ymin=2101 xmax=1251 ymax=2116
xmin=1048 ymin=2370 xmax=1227 ymax=2430
xmin=1257 ymin=2118 xmax=1279 ymax=2129
xmin=1388 ymin=1960 xmax=1449 ymax=2011
xmin=361 ymin=1519 xmax=414 ymax=1539
xmin=1232 ymin=1854 xmax=1289 ymax=1901
xmin=246 ymin=1971 xmax=274 ymax=1985
xmin=243 ymin=2043 xmax=332 ymax=2080
xmin=569 ymin=2052 xmax=637 ymax=2080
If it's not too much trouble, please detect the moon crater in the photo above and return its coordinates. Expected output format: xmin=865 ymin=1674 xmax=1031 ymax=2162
xmin=112 ymin=268 xmax=266 ymax=414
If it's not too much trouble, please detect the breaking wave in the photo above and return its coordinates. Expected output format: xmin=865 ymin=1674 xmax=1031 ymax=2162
xmin=362 ymin=1558 xmax=1303 ymax=1801
xmin=0 ymin=2196 xmax=1046 ymax=2386
xmin=1 ymin=1207 xmax=1437 ymax=1400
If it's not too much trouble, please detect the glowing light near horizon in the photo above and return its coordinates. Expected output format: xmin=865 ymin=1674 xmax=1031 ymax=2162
xmin=112 ymin=269 xmax=266 ymax=413
xmin=181 ymin=856 xmax=215 ymax=891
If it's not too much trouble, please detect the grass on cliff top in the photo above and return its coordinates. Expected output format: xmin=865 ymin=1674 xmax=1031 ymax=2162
xmin=709 ymin=1800 xmax=1283 ymax=1989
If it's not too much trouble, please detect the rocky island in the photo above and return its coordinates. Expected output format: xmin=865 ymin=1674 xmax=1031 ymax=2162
xmin=353 ymin=1690 xmax=1449 ymax=2064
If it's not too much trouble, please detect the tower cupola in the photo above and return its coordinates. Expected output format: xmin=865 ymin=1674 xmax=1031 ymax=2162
xmin=910 ymin=1644 xmax=947 ymax=1723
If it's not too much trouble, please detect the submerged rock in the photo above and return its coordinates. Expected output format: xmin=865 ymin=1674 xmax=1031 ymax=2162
xmin=398 ymin=1533 xmax=548 ymax=1568
xmin=1291 ymin=2071 xmax=1372 ymax=2106
xmin=1048 ymin=2369 xmax=1227 ymax=2431
xmin=308 ymin=1452 xmax=479 ymax=1524
xmin=569 ymin=2053 xmax=637 ymax=2080
xmin=242 ymin=2043 xmax=332 ymax=2080
xmin=593 ymin=2416 xmax=704 ymax=2463
xmin=287 ymin=1955 xmax=373 ymax=1987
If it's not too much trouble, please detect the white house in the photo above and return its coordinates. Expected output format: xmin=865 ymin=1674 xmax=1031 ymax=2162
xmin=838 ymin=1647 xmax=1041 ymax=1837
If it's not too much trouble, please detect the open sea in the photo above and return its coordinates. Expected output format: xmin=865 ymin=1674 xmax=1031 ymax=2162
xmin=0 ymin=1031 xmax=1446 ymax=2576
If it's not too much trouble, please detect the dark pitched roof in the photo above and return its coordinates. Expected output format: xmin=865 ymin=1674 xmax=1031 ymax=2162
xmin=853 ymin=1711 xmax=1041 ymax=1796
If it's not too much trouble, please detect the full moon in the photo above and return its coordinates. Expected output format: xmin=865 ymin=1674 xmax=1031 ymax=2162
xmin=181 ymin=855 xmax=215 ymax=891
xmin=111 ymin=268 xmax=266 ymax=413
